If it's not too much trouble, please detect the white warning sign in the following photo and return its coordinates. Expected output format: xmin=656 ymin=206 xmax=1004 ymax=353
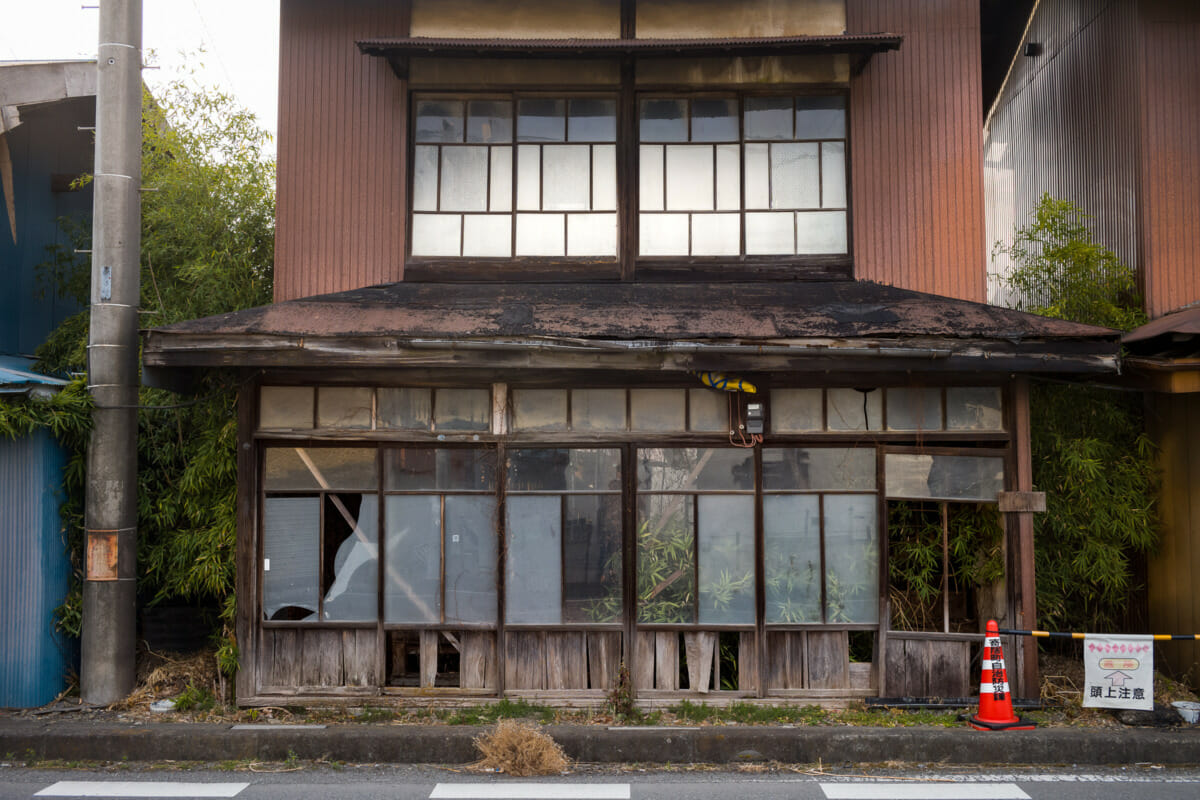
xmin=1083 ymin=634 xmax=1154 ymax=711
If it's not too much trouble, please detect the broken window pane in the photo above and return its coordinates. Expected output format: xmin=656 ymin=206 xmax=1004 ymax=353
xmin=259 ymin=386 xmax=314 ymax=430
xmin=827 ymin=387 xmax=883 ymax=431
xmin=322 ymin=493 xmax=378 ymax=622
xmin=317 ymin=386 xmax=373 ymax=429
xmin=764 ymin=494 xmax=821 ymax=623
xmin=384 ymin=495 xmax=442 ymax=624
xmin=637 ymin=493 xmax=696 ymax=623
xmin=885 ymin=454 xmax=1005 ymax=502
xmin=563 ymin=494 xmax=623 ymax=622
xmin=823 ymin=494 xmax=878 ymax=623
xmin=262 ymin=496 xmax=320 ymax=621
xmin=698 ymin=495 xmax=756 ymax=624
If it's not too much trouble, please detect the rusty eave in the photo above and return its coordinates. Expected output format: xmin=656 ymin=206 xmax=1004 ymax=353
xmin=142 ymin=281 xmax=1119 ymax=377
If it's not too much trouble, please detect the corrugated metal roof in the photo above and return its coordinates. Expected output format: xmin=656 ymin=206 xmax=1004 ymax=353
xmin=357 ymin=33 xmax=903 ymax=59
xmin=0 ymin=355 xmax=68 ymax=393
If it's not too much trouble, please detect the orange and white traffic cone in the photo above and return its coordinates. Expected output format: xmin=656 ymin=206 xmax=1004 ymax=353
xmin=969 ymin=619 xmax=1036 ymax=730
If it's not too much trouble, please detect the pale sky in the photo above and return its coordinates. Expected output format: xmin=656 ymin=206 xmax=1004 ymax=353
xmin=0 ymin=0 xmax=281 ymax=143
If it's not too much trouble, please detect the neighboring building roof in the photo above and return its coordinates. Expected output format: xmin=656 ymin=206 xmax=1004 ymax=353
xmin=0 ymin=60 xmax=96 ymax=135
xmin=0 ymin=355 xmax=67 ymax=397
xmin=143 ymin=280 xmax=1120 ymax=379
xmin=1124 ymin=305 xmax=1200 ymax=352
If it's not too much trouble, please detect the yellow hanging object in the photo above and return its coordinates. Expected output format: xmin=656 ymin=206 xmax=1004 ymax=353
xmin=696 ymin=371 xmax=757 ymax=394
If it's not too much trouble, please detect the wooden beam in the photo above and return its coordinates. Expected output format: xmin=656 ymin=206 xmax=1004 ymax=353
xmin=1012 ymin=378 xmax=1038 ymax=696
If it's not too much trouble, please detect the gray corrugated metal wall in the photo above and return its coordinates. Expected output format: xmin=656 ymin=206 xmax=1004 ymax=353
xmin=983 ymin=0 xmax=1141 ymax=310
xmin=0 ymin=428 xmax=72 ymax=708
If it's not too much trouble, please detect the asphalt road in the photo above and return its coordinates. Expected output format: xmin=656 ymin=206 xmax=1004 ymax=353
xmin=3 ymin=765 xmax=1200 ymax=800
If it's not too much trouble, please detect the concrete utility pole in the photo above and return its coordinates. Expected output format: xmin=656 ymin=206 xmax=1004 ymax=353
xmin=82 ymin=0 xmax=141 ymax=705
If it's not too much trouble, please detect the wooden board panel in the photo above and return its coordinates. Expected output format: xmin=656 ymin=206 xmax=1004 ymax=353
xmin=683 ymin=632 xmax=716 ymax=693
xmin=546 ymin=632 xmax=588 ymax=690
xmin=765 ymin=631 xmax=789 ymax=690
xmin=504 ymin=631 xmax=546 ymax=690
xmin=420 ymin=629 xmax=439 ymax=688
xmin=303 ymin=629 xmax=344 ymax=686
xmin=460 ymin=631 xmax=496 ymax=689
xmin=928 ymin=640 xmax=970 ymax=697
xmin=806 ymin=630 xmax=849 ymax=689
xmin=587 ymin=632 xmax=622 ymax=691
xmin=634 ymin=631 xmax=656 ymax=690
xmin=343 ymin=629 xmax=377 ymax=687
xmin=884 ymin=636 xmax=914 ymax=696
xmin=738 ymin=631 xmax=758 ymax=692
xmin=655 ymin=632 xmax=679 ymax=690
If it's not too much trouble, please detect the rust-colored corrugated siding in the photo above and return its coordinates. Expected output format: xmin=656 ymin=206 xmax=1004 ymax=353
xmin=1146 ymin=393 xmax=1200 ymax=688
xmin=846 ymin=0 xmax=985 ymax=302
xmin=1139 ymin=0 xmax=1200 ymax=319
xmin=983 ymin=0 xmax=1141 ymax=310
xmin=275 ymin=0 xmax=409 ymax=302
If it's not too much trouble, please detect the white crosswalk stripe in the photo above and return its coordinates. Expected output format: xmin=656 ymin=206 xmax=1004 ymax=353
xmin=430 ymin=784 xmax=631 ymax=799
xmin=35 ymin=781 xmax=249 ymax=798
xmin=820 ymin=783 xmax=1030 ymax=800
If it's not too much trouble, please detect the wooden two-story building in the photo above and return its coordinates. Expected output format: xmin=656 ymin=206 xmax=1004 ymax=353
xmin=143 ymin=0 xmax=1119 ymax=707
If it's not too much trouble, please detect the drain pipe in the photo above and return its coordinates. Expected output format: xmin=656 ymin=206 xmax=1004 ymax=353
xmin=81 ymin=0 xmax=141 ymax=705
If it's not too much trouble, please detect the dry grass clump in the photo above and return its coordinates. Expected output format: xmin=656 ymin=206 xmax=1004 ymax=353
xmin=472 ymin=719 xmax=570 ymax=776
xmin=113 ymin=647 xmax=220 ymax=710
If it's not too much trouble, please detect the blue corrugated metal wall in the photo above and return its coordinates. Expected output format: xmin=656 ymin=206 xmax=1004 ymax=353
xmin=0 ymin=428 xmax=72 ymax=708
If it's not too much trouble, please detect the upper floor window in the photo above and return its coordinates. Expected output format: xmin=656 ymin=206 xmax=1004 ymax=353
xmin=409 ymin=91 xmax=848 ymax=268
xmin=411 ymin=95 xmax=618 ymax=259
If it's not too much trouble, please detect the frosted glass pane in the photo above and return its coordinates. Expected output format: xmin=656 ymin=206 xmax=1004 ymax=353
xmin=745 ymin=96 xmax=792 ymax=140
xmin=434 ymin=388 xmax=491 ymax=432
xmin=745 ymin=212 xmax=793 ymax=255
xmin=698 ymin=495 xmax=756 ymax=624
xmin=885 ymin=454 xmax=1005 ymax=502
xmin=318 ymin=386 xmax=373 ymax=429
xmin=516 ymin=144 xmax=540 ymax=210
xmin=666 ymin=145 xmax=714 ymax=211
xmin=592 ymin=145 xmax=617 ymax=210
xmin=630 ymin=388 xmax=686 ymax=431
xmin=763 ymin=448 xmax=876 ymax=492
xmin=385 ymin=448 xmax=496 ymax=491
xmin=444 ymin=495 xmax=498 ymax=623
xmin=639 ymin=213 xmax=689 ymax=255
xmin=259 ymin=386 xmax=313 ymax=429
xmin=824 ymin=495 xmax=878 ymax=623
xmin=543 ymin=145 xmax=591 ymax=210
xmin=467 ymin=99 xmax=512 ymax=143
xmin=796 ymin=211 xmax=848 ymax=254
xmin=715 ymin=145 xmax=740 ymax=210
xmin=265 ymin=447 xmax=377 ymax=492
xmin=517 ymin=98 xmax=565 ymax=142
xmin=744 ymin=142 xmax=770 ymax=209
xmin=440 ymin=147 xmax=489 ymax=212
xmin=572 ymin=389 xmax=626 ymax=431
xmin=507 ymin=448 xmax=620 ymax=492
xmin=568 ymin=213 xmax=617 ymax=256
xmin=505 ymin=496 xmax=562 ymax=624
xmin=411 ymin=214 xmax=461 ymax=256
xmin=795 ymin=96 xmax=845 ymax=139
xmin=827 ymin=387 xmax=883 ymax=431
xmin=640 ymin=98 xmax=687 ymax=142
xmin=377 ymin=387 xmax=431 ymax=430
xmin=770 ymin=388 xmax=822 ymax=432
xmin=569 ymin=98 xmax=616 ymax=142
xmin=770 ymin=142 xmax=819 ymax=209
xmin=821 ymin=142 xmax=846 ymax=208
xmin=887 ymin=388 xmax=943 ymax=431
xmin=511 ymin=389 xmax=568 ymax=432
xmin=490 ymin=146 xmax=512 ymax=212
xmin=323 ymin=494 xmax=378 ymax=622
xmin=947 ymin=387 xmax=1004 ymax=431
xmin=462 ymin=214 xmax=512 ymax=257
xmin=639 ymin=145 xmax=665 ymax=211
xmin=764 ymin=495 xmax=821 ymax=623
xmin=637 ymin=494 xmax=695 ymax=623
xmin=688 ymin=389 xmax=727 ymax=432
xmin=638 ymin=447 xmax=754 ymax=491
xmin=263 ymin=496 xmax=319 ymax=621
xmin=516 ymin=213 xmax=566 ymax=256
xmin=691 ymin=98 xmax=739 ymax=142
xmin=384 ymin=495 xmax=441 ymax=623
xmin=564 ymin=495 xmax=623 ymax=622
xmin=413 ymin=146 xmax=439 ymax=211
xmin=690 ymin=213 xmax=739 ymax=256
xmin=416 ymin=99 xmax=463 ymax=143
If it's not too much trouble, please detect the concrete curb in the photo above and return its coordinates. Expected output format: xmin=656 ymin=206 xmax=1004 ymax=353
xmin=4 ymin=721 xmax=1200 ymax=766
